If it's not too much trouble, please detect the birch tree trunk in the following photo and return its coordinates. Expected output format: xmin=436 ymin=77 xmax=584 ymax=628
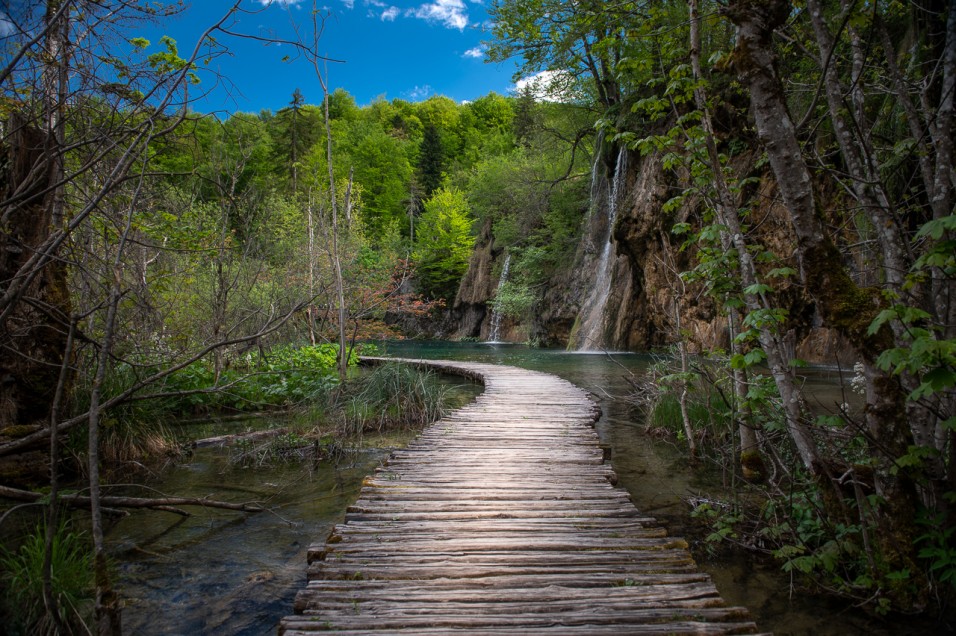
xmin=690 ymin=0 xmax=815 ymax=474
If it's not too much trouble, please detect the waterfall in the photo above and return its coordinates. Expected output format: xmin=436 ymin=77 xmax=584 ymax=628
xmin=487 ymin=253 xmax=512 ymax=343
xmin=575 ymin=146 xmax=628 ymax=350
xmin=609 ymin=145 xmax=628 ymax=225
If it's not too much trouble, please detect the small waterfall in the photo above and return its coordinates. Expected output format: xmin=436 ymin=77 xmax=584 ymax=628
xmin=589 ymin=130 xmax=606 ymax=205
xmin=609 ymin=145 xmax=628 ymax=225
xmin=575 ymin=146 xmax=628 ymax=350
xmin=487 ymin=253 xmax=512 ymax=343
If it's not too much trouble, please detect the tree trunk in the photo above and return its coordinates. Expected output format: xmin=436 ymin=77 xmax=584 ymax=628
xmin=0 ymin=1 xmax=72 ymax=431
xmin=42 ymin=318 xmax=73 ymax=633
xmin=806 ymin=0 xmax=909 ymax=295
xmin=0 ymin=128 xmax=71 ymax=429
xmin=321 ymin=88 xmax=348 ymax=381
xmin=726 ymin=306 xmax=763 ymax=481
xmin=690 ymin=0 xmax=810 ymax=474
xmin=88 ymin=282 xmax=122 ymax=635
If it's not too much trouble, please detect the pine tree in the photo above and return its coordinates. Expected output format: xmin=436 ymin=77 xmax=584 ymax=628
xmin=416 ymin=123 xmax=445 ymax=199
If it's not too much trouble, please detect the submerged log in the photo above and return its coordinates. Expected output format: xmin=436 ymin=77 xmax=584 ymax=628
xmin=0 ymin=484 xmax=265 ymax=515
xmin=192 ymin=427 xmax=289 ymax=448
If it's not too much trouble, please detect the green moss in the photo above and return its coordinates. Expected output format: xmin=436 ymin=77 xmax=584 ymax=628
xmin=0 ymin=424 xmax=39 ymax=439
xmin=739 ymin=449 xmax=766 ymax=482
xmin=566 ymin=315 xmax=581 ymax=351
xmin=803 ymin=242 xmax=888 ymax=355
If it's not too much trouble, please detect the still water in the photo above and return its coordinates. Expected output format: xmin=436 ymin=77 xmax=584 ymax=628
xmin=108 ymin=341 xmax=932 ymax=635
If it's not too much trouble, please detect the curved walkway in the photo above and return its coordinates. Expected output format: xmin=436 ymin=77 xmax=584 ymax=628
xmin=280 ymin=359 xmax=761 ymax=635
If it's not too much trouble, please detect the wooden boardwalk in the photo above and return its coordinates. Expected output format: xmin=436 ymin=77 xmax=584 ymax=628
xmin=280 ymin=359 xmax=762 ymax=635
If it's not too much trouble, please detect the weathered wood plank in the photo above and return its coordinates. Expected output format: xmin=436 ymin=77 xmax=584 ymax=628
xmin=280 ymin=358 xmax=763 ymax=635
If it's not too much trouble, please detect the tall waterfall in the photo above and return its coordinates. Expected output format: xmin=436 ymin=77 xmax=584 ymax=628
xmin=574 ymin=146 xmax=628 ymax=350
xmin=487 ymin=253 xmax=512 ymax=343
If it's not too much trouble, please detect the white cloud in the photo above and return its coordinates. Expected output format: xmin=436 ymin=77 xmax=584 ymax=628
xmin=342 ymin=0 xmax=355 ymax=8
xmin=463 ymin=45 xmax=484 ymax=59
xmin=411 ymin=0 xmax=469 ymax=30
xmin=0 ymin=14 xmax=14 ymax=37
xmin=406 ymin=85 xmax=432 ymax=100
xmin=364 ymin=0 xmax=397 ymax=20
xmin=256 ymin=0 xmax=303 ymax=7
xmin=513 ymin=70 xmax=579 ymax=102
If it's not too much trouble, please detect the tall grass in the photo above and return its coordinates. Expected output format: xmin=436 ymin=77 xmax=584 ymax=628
xmin=0 ymin=520 xmax=94 ymax=635
xmin=330 ymin=362 xmax=453 ymax=436
xmin=647 ymin=392 xmax=732 ymax=446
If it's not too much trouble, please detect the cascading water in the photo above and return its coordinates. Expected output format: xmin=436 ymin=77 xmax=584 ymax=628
xmin=574 ymin=146 xmax=628 ymax=350
xmin=487 ymin=253 xmax=511 ymax=343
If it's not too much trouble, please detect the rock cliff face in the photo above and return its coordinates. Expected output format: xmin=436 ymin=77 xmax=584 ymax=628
xmin=451 ymin=137 xmax=854 ymax=363
xmin=452 ymin=218 xmax=495 ymax=340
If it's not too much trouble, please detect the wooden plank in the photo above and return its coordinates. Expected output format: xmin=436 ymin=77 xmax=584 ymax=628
xmin=280 ymin=358 xmax=763 ymax=635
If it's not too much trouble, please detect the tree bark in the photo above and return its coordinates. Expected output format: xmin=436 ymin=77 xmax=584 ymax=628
xmin=321 ymin=87 xmax=348 ymax=381
xmin=690 ymin=0 xmax=813 ymax=474
xmin=88 ymin=272 xmax=122 ymax=636
xmin=0 ymin=119 xmax=72 ymax=428
xmin=42 ymin=318 xmax=74 ymax=634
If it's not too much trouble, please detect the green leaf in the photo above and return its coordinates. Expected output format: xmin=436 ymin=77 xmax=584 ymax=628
xmin=923 ymin=366 xmax=956 ymax=392
xmin=916 ymin=215 xmax=956 ymax=240
xmin=744 ymin=349 xmax=767 ymax=366
xmin=662 ymin=195 xmax=686 ymax=214
xmin=910 ymin=366 xmax=956 ymax=400
xmin=868 ymin=309 xmax=897 ymax=336
xmin=766 ymin=267 xmax=796 ymax=279
xmin=743 ymin=282 xmax=772 ymax=296
xmin=671 ymin=221 xmax=692 ymax=235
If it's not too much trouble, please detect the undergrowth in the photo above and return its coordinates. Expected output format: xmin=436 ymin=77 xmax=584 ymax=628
xmin=228 ymin=362 xmax=466 ymax=466
xmin=629 ymin=350 xmax=956 ymax=616
xmin=0 ymin=519 xmax=94 ymax=635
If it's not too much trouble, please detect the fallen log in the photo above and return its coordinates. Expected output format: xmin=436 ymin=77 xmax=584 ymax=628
xmin=192 ymin=427 xmax=289 ymax=448
xmin=0 ymin=484 xmax=265 ymax=516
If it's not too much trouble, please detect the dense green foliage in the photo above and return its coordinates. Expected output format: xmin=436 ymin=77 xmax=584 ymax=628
xmin=412 ymin=188 xmax=476 ymax=301
xmin=156 ymin=344 xmax=353 ymax=413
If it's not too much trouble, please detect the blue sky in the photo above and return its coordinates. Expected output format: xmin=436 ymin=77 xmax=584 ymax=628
xmin=143 ymin=0 xmax=522 ymax=114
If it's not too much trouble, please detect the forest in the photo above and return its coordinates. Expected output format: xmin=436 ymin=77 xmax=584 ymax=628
xmin=0 ymin=0 xmax=954 ymax=633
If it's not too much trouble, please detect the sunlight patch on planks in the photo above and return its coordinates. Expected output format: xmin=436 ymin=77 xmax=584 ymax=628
xmin=280 ymin=358 xmax=765 ymax=635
